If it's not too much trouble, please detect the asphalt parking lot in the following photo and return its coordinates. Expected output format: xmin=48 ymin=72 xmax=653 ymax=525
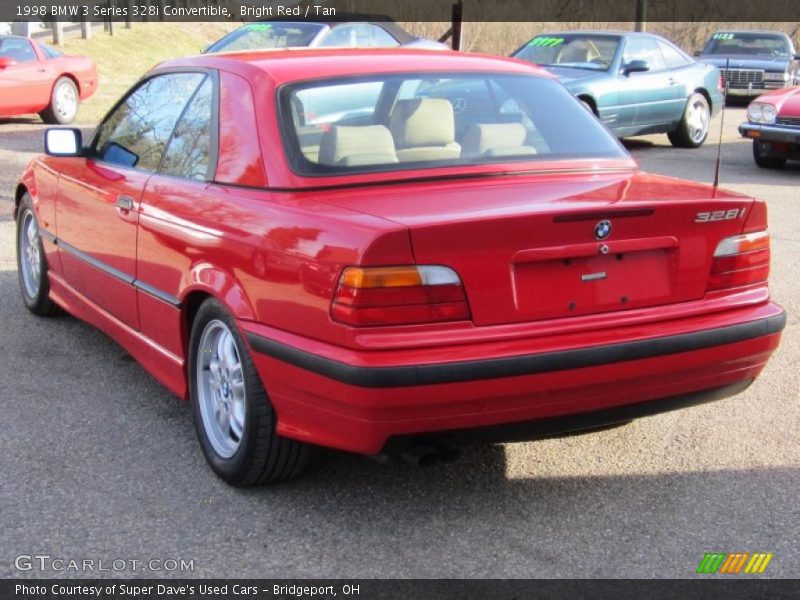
xmin=0 ymin=108 xmax=798 ymax=579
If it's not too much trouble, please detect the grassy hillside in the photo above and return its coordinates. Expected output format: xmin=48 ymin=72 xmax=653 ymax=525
xmin=59 ymin=22 xmax=235 ymax=123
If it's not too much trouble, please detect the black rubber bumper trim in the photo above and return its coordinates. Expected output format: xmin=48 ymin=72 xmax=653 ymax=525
xmin=246 ymin=311 xmax=785 ymax=388
xmin=379 ymin=379 xmax=755 ymax=454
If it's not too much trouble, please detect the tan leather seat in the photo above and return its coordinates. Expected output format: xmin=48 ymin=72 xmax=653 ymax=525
xmin=317 ymin=125 xmax=398 ymax=167
xmin=461 ymin=123 xmax=538 ymax=159
xmin=389 ymin=99 xmax=461 ymax=162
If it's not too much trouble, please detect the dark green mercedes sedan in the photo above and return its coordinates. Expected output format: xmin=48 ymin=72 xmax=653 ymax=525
xmin=512 ymin=31 xmax=725 ymax=148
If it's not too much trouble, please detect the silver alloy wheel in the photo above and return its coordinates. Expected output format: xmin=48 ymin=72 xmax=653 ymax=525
xmin=686 ymin=97 xmax=709 ymax=144
xmin=54 ymin=81 xmax=78 ymax=121
xmin=19 ymin=209 xmax=42 ymax=298
xmin=196 ymin=319 xmax=246 ymax=459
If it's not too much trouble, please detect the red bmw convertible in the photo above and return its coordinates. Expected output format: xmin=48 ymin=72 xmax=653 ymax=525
xmin=15 ymin=49 xmax=784 ymax=485
xmin=0 ymin=34 xmax=97 ymax=124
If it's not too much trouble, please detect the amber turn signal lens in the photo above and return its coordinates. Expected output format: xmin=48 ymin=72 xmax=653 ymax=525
xmin=332 ymin=265 xmax=470 ymax=327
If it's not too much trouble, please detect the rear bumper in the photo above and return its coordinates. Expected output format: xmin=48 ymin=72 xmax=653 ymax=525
xmin=380 ymin=379 xmax=754 ymax=454
xmin=243 ymin=304 xmax=785 ymax=454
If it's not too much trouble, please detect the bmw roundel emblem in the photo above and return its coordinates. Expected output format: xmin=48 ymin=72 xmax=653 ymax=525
xmin=594 ymin=220 xmax=612 ymax=240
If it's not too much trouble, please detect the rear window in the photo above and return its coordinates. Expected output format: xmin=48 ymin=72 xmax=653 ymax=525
xmin=279 ymin=72 xmax=627 ymax=176
xmin=206 ymin=22 xmax=324 ymax=53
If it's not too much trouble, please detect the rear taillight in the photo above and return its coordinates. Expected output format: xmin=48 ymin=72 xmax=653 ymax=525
xmin=331 ymin=265 xmax=470 ymax=327
xmin=707 ymin=231 xmax=770 ymax=291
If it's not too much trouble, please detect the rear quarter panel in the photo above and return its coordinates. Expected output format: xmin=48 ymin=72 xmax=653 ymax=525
xmin=136 ymin=178 xmax=414 ymax=355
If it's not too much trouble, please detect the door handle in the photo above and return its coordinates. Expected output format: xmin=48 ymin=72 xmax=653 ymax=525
xmin=668 ymin=78 xmax=678 ymax=85
xmin=115 ymin=195 xmax=135 ymax=212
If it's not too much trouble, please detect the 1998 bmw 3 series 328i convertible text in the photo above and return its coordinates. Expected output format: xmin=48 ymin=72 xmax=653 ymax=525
xmin=15 ymin=49 xmax=785 ymax=485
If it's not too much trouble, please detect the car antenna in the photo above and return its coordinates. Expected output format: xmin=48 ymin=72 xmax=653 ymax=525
xmin=713 ymin=59 xmax=730 ymax=189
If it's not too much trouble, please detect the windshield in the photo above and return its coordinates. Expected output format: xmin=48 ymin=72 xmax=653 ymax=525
xmin=702 ymin=32 xmax=791 ymax=57
xmin=512 ymin=35 xmax=621 ymax=71
xmin=205 ymin=22 xmax=325 ymax=53
xmin=279 ymin=72 xmax=627 ymax=176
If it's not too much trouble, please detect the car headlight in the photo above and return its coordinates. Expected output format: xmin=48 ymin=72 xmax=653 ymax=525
xmin=747 ymin=103 xmax=763 ymax=122
xmin=748 ymin=102 xmax=777 ymax=124
xmin=763 ymin=71 xmax=790 ymax=82
xmin=761 ymin=104 xmax=777 ymax=124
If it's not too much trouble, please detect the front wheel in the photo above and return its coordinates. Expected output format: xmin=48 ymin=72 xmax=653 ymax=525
xmin=668 ymin=92 xmax=710 ymax=148
xmin=39 ymin=77 xmax=80 ymax=124
xmin=189 ymin=298 xmax=309 ymax=486
xmin=752 ymin=140 xmax=786 ymax=170
xmin=16 ymin=195 xmax=59 ymax=316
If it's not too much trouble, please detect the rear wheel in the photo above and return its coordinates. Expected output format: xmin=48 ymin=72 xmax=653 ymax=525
xmin=16 ymin=195 xmax=59 ymax=316
xmin=39 ymin=77 xmax=79 ymax=124
xmin=189 ymin=298 xmax=309 ymax=485
xmin=579 ymin=98 xmax=597 ymax=116
xmin=752 ymin=140 xmax=786 ymax=170
xmin=668 ymin=92 xmax=710 ymax=148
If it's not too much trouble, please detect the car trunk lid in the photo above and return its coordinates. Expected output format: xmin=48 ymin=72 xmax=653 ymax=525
xmin=315 ymin=171 xmax=754 ymax=326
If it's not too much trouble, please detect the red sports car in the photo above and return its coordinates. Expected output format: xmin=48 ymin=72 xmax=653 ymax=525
xmin=0 ymin=35 xmax=97 ymax=124
xmin=15 ymin=49 xmax=784 ymax=485
xmin=739 ymin=85 xmax=800 ymax=168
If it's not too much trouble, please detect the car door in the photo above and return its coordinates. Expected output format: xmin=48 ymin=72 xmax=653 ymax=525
xmin=136 ymin=74 xmax=216 ymax=355
xmin=657 ymin=40 xmax=696 ymax=124
xmin=0 ymin=37 xmax=52 ymax=114
xmin=617 ymin=36 xmax=675 ymax=130
xmin=55 ymin=71 xmax=207 ymax=329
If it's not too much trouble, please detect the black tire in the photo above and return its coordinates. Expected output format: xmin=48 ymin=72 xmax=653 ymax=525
xmin=579 ymin=98 xmax=597 ymax=116
xmin=16 ymin=194 xmax=59 ymax=317
xmin=188 ymin=298 xmax=309 ymax=486
xmin=39 ymin=77 xmax=80 ymax=125
xmin=752 ymin=140 xmax=786 ymax=170
xmin=668 ymin=92 xmax=710 ymax=148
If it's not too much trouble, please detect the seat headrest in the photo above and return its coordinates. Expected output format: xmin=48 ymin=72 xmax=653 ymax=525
xmin=389 ymin=99 xmax=455 ymax=148
xmin=317 ymin=125 xmax=397 ymax=167
xmin=461 ymin=123 xmax=528 ymax=158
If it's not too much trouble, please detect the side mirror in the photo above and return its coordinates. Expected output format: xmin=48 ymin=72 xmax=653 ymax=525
xmin=794 ymin=53 xmax=800 ymax=61
xmin=0 ymin=56 xmax=17 ymax=69
xmin=44 ymin=128 xmax=83 ymax=157
xmin=693 ymin=50 xmax=701 ymax=58
xmin=623 ymin=59 xmax=650 ymax=75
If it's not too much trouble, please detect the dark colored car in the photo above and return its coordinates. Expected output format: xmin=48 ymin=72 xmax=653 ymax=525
xmin=0 ymin=35 xmax=97 ymax=123
xmin=739 ymin=85 xmax=800 ymax=168
xmin=203 ymin=18 xmax=447 ymax=53
xmin=511 ymin=31 xmax=724 ymax=147
xmin=697 ymin=31 xmax=800 ymax=98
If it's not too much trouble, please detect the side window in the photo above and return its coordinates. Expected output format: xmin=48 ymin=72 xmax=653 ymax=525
xmin=0 ymin=38 xmax=37 ymax=63
xmin=622 ymin=38 xmax=666 ymax=71
xmin=39 ymin=43 xmax=63 ymax=59
xmin=160 ymin=77 xmax=214 ymax=181
xmin=94 ymin=72 xmax=205 ymax=171
xmin=658 ymin=41 xmax=691 ymax=69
